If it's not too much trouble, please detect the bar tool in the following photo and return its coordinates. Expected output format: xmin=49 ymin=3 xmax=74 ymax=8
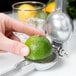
xmin=44 ymin=0 xmax=73 ymax=56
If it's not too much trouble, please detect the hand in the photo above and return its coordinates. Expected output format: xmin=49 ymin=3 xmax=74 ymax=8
xmin=0 ymin=13 xmax=45 ymax=56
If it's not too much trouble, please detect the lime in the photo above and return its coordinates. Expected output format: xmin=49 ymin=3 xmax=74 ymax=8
xmin=24 ymin=35 xmax=52 ymax=61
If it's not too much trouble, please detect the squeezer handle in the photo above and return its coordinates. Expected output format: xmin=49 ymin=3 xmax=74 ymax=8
xmin=55 ymin=0 xmax=67 ymax=12
xmin=0 ymin=60 xmax=35 ymax=76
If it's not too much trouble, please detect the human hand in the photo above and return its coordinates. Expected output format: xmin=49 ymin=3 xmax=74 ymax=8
xmin=0 ymin=13 xmax=45 ymax=56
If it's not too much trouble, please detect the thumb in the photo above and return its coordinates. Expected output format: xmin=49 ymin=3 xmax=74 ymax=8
xmin=0 ymin=33 xmax=29 ymax=56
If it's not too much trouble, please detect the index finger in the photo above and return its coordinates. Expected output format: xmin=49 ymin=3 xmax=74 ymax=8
xmin=4 ymin=14 xmax=45 ymax=36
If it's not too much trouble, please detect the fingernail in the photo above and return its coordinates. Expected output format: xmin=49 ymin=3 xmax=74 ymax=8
xmin=20 ymin=47 xmax=29 ymax=56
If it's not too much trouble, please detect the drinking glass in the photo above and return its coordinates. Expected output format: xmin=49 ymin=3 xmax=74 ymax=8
xmin=12 ymin=1 xmax=46 ymax=41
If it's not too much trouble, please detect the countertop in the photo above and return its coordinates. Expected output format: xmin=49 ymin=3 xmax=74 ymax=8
xmin=0 ymin=13 xmax=76 ymax=76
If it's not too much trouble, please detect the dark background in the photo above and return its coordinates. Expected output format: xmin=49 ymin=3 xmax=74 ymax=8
xmin=0 ymin=0 xmax=48 ymax=12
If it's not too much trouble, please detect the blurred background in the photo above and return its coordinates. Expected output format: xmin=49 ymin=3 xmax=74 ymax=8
xmin=0 ymin=0 xmax=48 ymax=12
xmin=0 ymin=0 xmax=76 ymax=19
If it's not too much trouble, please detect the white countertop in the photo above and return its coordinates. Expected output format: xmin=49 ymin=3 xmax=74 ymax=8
xmin=0 ymin=13 xmax=76 ymax=76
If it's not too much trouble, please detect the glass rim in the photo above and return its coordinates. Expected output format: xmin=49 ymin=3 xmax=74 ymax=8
xmin=12 ymin=1 xmax=46 ymax=11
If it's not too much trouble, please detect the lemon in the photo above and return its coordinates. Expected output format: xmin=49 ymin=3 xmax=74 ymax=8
xmin=18 ymin=4 xmax=37 ymax=22
xmin=24 ymin=35 xmax=52 ymax=61
xmin=45 ymin=2 xmax=56 ymax=13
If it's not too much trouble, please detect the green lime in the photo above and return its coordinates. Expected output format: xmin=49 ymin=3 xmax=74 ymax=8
xmin=24 ymin=35 xmax=52 ymax=61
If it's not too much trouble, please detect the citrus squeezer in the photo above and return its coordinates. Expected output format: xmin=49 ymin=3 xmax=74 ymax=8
xmin=44 ymin=0 xmax=73 ymax=56
xmin=0 ymin=0 xmax=73 ymax=76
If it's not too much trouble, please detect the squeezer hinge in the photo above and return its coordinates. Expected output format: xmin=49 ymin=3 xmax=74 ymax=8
xmin=52 ymin=41 xmax=68 ymax=57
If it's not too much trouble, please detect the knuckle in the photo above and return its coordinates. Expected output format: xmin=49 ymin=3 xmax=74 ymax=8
xmin=9 ymin=41 xmax=19 ymax=53
xmin=9 ymin=41 xmax=25 ymax=55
